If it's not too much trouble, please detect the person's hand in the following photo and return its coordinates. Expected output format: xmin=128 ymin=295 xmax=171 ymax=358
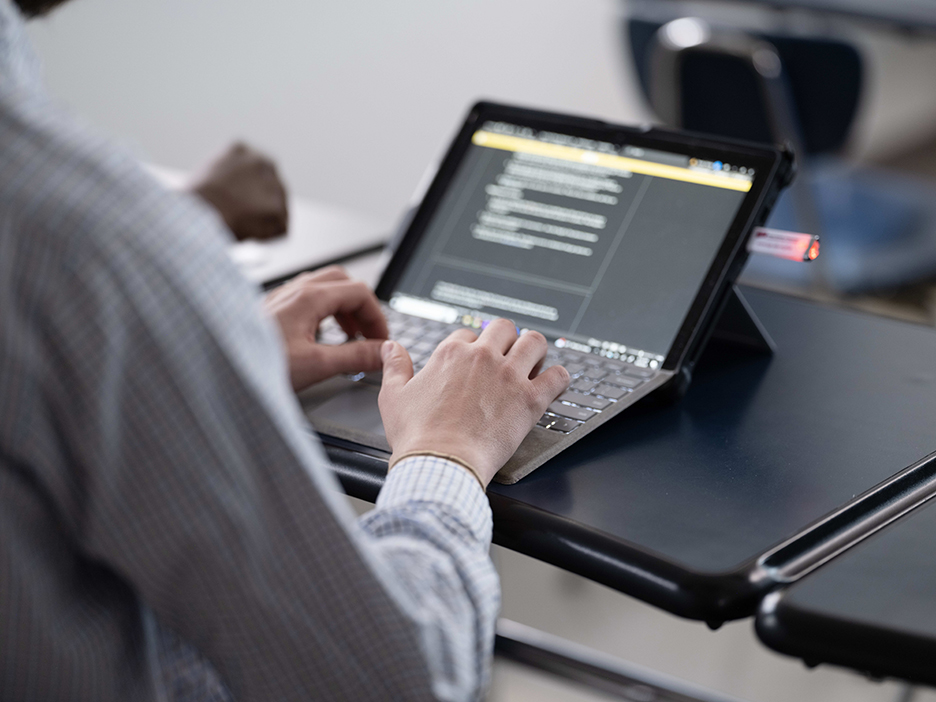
xmin=189 ymin=142 xmax=289 ymax=241
xmin=263 ymin=266 xmax=389 ymax=391
xmin=378 ymin=319 xmax=570 ymax=487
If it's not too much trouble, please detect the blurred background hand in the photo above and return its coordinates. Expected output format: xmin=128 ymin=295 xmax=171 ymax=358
xmin=190 ymin=142 xmax=289 ymax=241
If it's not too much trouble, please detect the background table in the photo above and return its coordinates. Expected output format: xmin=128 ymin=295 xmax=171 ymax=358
xmin=757 ymin=489 xmax=936 ymax=686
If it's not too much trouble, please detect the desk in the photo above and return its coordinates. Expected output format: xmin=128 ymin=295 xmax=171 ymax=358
xmin=324 ymin=284 xmax=936 ymax=625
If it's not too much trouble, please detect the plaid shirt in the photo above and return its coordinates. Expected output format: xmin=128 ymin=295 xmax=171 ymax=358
xmin=0 ymin=2 xmax=498 ymax=700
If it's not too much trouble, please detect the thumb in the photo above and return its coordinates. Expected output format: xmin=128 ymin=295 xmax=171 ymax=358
xmin=315 ymin=338 xmax=384 ymax=378
xmin=380 ymin=340 xmax=413 ymax=390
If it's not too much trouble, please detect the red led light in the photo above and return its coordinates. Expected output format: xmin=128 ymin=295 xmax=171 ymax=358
xmin=807 ymin=240 xmax=820 ymax=261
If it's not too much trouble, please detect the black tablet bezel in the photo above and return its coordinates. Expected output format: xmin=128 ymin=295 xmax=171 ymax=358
xmin=376 ymin=101 xmax=791 ymax=372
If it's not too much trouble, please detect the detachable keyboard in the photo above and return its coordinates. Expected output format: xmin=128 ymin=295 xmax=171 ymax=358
xmin=318 ymin=307 xmax=656 ymax=436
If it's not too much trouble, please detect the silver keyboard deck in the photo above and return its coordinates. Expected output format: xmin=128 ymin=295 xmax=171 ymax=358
xmin=318 ymin=307 xmax=657 ymax=435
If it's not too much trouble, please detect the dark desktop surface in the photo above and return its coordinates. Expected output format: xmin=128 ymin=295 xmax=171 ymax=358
xmin=757 ymin=495 xmax=936 ymax=685
xmin=325 ymin=286 xmax=936 ymax=622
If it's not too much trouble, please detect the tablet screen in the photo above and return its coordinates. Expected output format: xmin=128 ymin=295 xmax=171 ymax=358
xmin=382 ymin=107 xmax=777 ymax=371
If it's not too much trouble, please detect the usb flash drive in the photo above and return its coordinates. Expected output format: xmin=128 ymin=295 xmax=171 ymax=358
xmin=748 ymin=227 xmax=820 ymax=262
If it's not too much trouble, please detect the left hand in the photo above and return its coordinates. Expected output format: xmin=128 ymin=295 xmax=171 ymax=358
xmin=189 ymin=142 xmax=289 ymax=241
xmin=263 ymin=266 xmax=389 ymax=391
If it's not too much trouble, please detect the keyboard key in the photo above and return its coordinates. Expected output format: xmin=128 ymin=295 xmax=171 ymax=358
xmin=559 ymin=350 xmax=587 ymax=363
xmin=605 ymin=373 xmax=643 ymax=389
xmin=595 ymin=383 xmax=629 ymax=400
xmin=548 ymin=402 xmax=596 ymax=422
xmin=592 ymin=383 xmax=630 ymax=400
xmin=559 ymin=391 xmax=611 ymax=410
xmin=547 ymin=417 xmax=581 ymax=433
xmin=571 ymin=378 xmax=598 ymax=392
xmin=603 ymin=359 xmax=626 ymax=372
xmin=563 ymin=363 xmax=585 ymax=376
xmin=537 ymin=415 xmax=553 ymax=427
xmin=625 ymin=367 xmax=655 ymax=378
xmin=583 ymin=369 xmax=608 ymax=381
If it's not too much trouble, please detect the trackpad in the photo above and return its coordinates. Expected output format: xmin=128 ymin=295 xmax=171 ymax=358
xmin=308 ymin=383 xmax=386 ymax=437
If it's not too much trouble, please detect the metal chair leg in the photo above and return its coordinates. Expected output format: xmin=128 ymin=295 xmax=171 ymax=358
xmin=494 ymin=618 xmax=751 ymax=702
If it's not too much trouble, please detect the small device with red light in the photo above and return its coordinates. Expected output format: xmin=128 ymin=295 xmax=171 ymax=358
xmin=748 ymin=227 xmax=820 ymax=262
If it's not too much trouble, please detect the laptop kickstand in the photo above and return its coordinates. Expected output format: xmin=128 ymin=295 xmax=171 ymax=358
xmin=710 ymin=285 xmax=776 ymax=354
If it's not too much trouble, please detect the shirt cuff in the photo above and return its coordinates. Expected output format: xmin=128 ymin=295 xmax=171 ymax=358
xmin=377 ymin=455 xmax=493 ymax=545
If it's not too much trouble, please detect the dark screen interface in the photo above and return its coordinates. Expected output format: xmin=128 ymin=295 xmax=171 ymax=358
xmin=391 ymin=121 xmax=753 ymax=368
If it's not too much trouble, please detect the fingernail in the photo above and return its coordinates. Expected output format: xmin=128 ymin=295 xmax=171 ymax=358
xmin=381 ymin=340 xmax=393 ymax=362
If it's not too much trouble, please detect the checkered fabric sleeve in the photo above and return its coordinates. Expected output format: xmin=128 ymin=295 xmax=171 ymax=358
xmin=0 ymin=1 xmax=499 ymax=699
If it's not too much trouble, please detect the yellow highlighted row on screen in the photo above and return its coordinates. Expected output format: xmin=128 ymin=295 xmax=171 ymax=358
xmin=471 ymin=130 xmax=752 ymax=193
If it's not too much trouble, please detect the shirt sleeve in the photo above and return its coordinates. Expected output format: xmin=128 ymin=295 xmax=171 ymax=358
xmin=2 ymin=101 xmax=498 ymax=702
xmin=359 ymin=455 xmax=499 ymax=701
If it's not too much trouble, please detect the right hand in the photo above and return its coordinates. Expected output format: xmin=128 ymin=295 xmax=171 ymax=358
xmin=263 ymin=266 xmax=389 ymax=392
xmin=378 ymin=319 xmax=570 ymax=487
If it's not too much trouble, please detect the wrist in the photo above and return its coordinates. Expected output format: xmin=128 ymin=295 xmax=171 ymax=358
xmin=389 ymin=439 xmax=496 ymax=487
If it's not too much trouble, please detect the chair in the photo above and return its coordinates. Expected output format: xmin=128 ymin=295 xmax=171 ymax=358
xmin=623 ymin=6 xmax=936 ymax=295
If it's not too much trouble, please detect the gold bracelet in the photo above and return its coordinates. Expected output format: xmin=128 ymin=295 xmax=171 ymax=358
xmin=388 ymin=450 xmax=486 ymax=490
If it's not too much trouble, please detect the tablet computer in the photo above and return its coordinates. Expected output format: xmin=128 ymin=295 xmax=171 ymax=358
xmin=304 ymin=101 xmax=794 ymax=483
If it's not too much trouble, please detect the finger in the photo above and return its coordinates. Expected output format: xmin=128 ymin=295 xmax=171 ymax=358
xmin=313 ymin=339 xmax=385 ymax=378
xmin=477 ymin=318 xmax=518 ymax=354
xmin=317 ymin=281 xmax=389 ymax=340
xmin=263 ymin=274 xmax=304 ymax=310
xmin=334 ymin=309 xmax=377 ymax=341
xmin=265 ymin=266 xmax=348 ymax=310
xmin=379 ymin=340 xmax=414 ymax=392
xmin=299 ymin=265 xmax=350 ymax=285
xmin=335 ymin=309 xmax=389 ymax=341
xmin=334 ymin=310 xmax=363 ymax=340
xmin=507 ymin=330 xmax=548 ymax=375
xmin=331 ymin=279 xmax=385 ymax=339
xmin=530 ymin=364 xmax=571 ymax=409
xmin=439 ymin=327 xmax=479 ymax=346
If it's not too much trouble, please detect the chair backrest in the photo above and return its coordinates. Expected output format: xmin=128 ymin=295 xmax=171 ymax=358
xmin=626 ymin=17 xmax=863 ymax=156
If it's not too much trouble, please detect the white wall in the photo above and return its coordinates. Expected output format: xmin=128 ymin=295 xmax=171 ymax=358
xmin=25 ymin=0 xmax=936 ymax=228
xmin=26 ymin=0 xmax=649 ymax=226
